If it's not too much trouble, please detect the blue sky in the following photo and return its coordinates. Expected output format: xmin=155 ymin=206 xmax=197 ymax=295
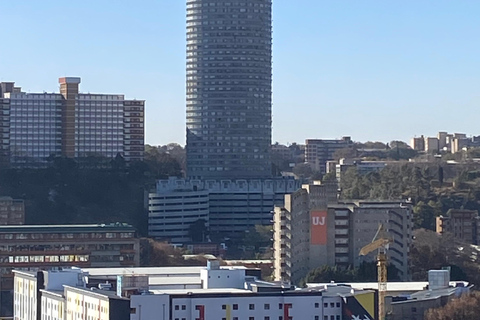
xmin=1 ymin=1 xmax=479 ymax=146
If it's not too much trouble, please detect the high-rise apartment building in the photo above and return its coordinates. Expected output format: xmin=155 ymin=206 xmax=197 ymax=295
xmin=186 ymin=0 xmax=273 ymax=179
xmin=0 ymin=77 xmax=144 ymax=168
xmin=273 ymin=187 xmax=413 ymax=284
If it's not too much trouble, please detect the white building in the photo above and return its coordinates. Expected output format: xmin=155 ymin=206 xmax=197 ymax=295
xmin=149 ymin=177 xmax=301 ymax=241
xmin=14 ymin=269 xmax=86 ymax=320
xmin=14 ymin=261 xmax=377 ymax=320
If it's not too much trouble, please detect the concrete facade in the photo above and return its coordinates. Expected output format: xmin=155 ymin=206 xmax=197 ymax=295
xmin=305 ymin=137 xmax=353 ymax=173
xmin=149 ymin=177 xmax=301 ymax=240
xmin=14 ymin=262 xmax=377 ymax=320
xmin=273 ymin=183 xmax=337 ymax=284
xmin=186 ymin=0 xmax=273 ymax=179
xmin=437 ymin=209 xmax=480 ymax=245
xmin=274 ymin=196 xmax=413 ymax=284
xmin=0 ymin=77 xmax=144 ymax=168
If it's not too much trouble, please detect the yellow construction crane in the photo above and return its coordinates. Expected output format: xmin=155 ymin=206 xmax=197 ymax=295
xmin=359 ymin=224 xmax=392 ymax=320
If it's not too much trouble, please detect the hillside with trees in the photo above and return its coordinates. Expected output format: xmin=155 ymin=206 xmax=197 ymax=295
xmin=339 ymin=161 xmax=480 ymax=230
xmin=0 ymin=145 xmax=183 ymax=236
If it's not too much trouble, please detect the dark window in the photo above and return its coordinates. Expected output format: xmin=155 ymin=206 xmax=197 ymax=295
xmin=249 ymin=317 xmax=255 ymax=320
xmin=330 ymin=303 xmax=334 ymax=308
xmin=265 ymin=317 xmax=270 ymax=320
xmin=233 ymin=304 xmax=238 ymax=310
xmin=336 ymin=303 xmax=340 ymax=308
xmin=182 ymin=305 xmax=186 ymax=310
xmin=175 ymin=305 xmax=179 ymax=310
xmin=324 ymin=303 xmax=328 ymax=308
xmin=279 ymin=303 xmax=283 ymax=309
xmin=315 ymin=317 xmax=319 ymax=320
xmin=222 ymin=305 xmax=226 ymax=310
xmin=249 ymin=304 xmax=255 ymax=310
xmin=264 ymin=304 xmax=270 ymax=310
xmin=314 ymin=303 xmax=319 ymax=308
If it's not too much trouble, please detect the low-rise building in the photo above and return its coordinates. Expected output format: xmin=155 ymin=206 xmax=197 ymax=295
xmin=13 ymin=261 xmax=377 ymax=320
xmin=1 ymin=223 xmax=139 ymax=317
xmin=335 ymin=158 xmax=387 ymax=183
xmin=308 ymin=270 xmax=471 ymax=320
xmin=14 ymin=269 xmax=87 ymax=320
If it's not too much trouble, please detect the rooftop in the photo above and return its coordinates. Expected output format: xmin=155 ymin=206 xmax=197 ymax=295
xmin=307 ymin=281 xmax=470 ymax=293
xmin=0 ymin=222 xmax=135 ymax=233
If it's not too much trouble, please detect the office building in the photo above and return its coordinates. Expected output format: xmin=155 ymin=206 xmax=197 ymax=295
xmin=148 ymin=177 xmax=301 ymax=241
xmin=274 ymin=193 xmax=413 ymax=284
xmin=305 ymin=137 xmax=353 ymax=173
xmin=0 ymin=77 xmax=144 ymax=168
xmin=0 ymin=197 xmax=25 ymax=225
xmin=437 ymin=209 xmax=480 ymax=245
xmin=186 ymin=0 xmax=273 ymax=179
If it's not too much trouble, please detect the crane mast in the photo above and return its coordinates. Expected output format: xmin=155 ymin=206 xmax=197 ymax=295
xmin=359 ymin=224 xmax=391 ymax=320
xmin=377 ymin=250 xmax=387 ymax=320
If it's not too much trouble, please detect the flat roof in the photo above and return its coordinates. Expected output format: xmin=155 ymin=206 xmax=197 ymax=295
xmin=84 ymin=266 xmax=204 ymax=277
xmin=0 ymin=223 xmax=135 ymax=233
xmin=307 ymin=281 xmax=469 ymax=293
xmin=150 ymin=288 xmax=251 ymax=295
xmin=64 ymin=285 xmax=129 ymax=300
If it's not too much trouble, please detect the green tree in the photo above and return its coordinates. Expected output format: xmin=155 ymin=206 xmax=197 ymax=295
xmin=189 ymin=219 xmax=208 ymax=242
xmin=299 ymin=265 xmax=356 ymax=287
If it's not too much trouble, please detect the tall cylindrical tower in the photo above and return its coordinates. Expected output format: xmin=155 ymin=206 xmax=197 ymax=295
xmin=186 ymin=0 xmax=272 ymax=179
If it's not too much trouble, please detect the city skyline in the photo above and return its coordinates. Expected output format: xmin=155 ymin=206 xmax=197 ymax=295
xmin=1 ymin=1 xmax=479 ymax=145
